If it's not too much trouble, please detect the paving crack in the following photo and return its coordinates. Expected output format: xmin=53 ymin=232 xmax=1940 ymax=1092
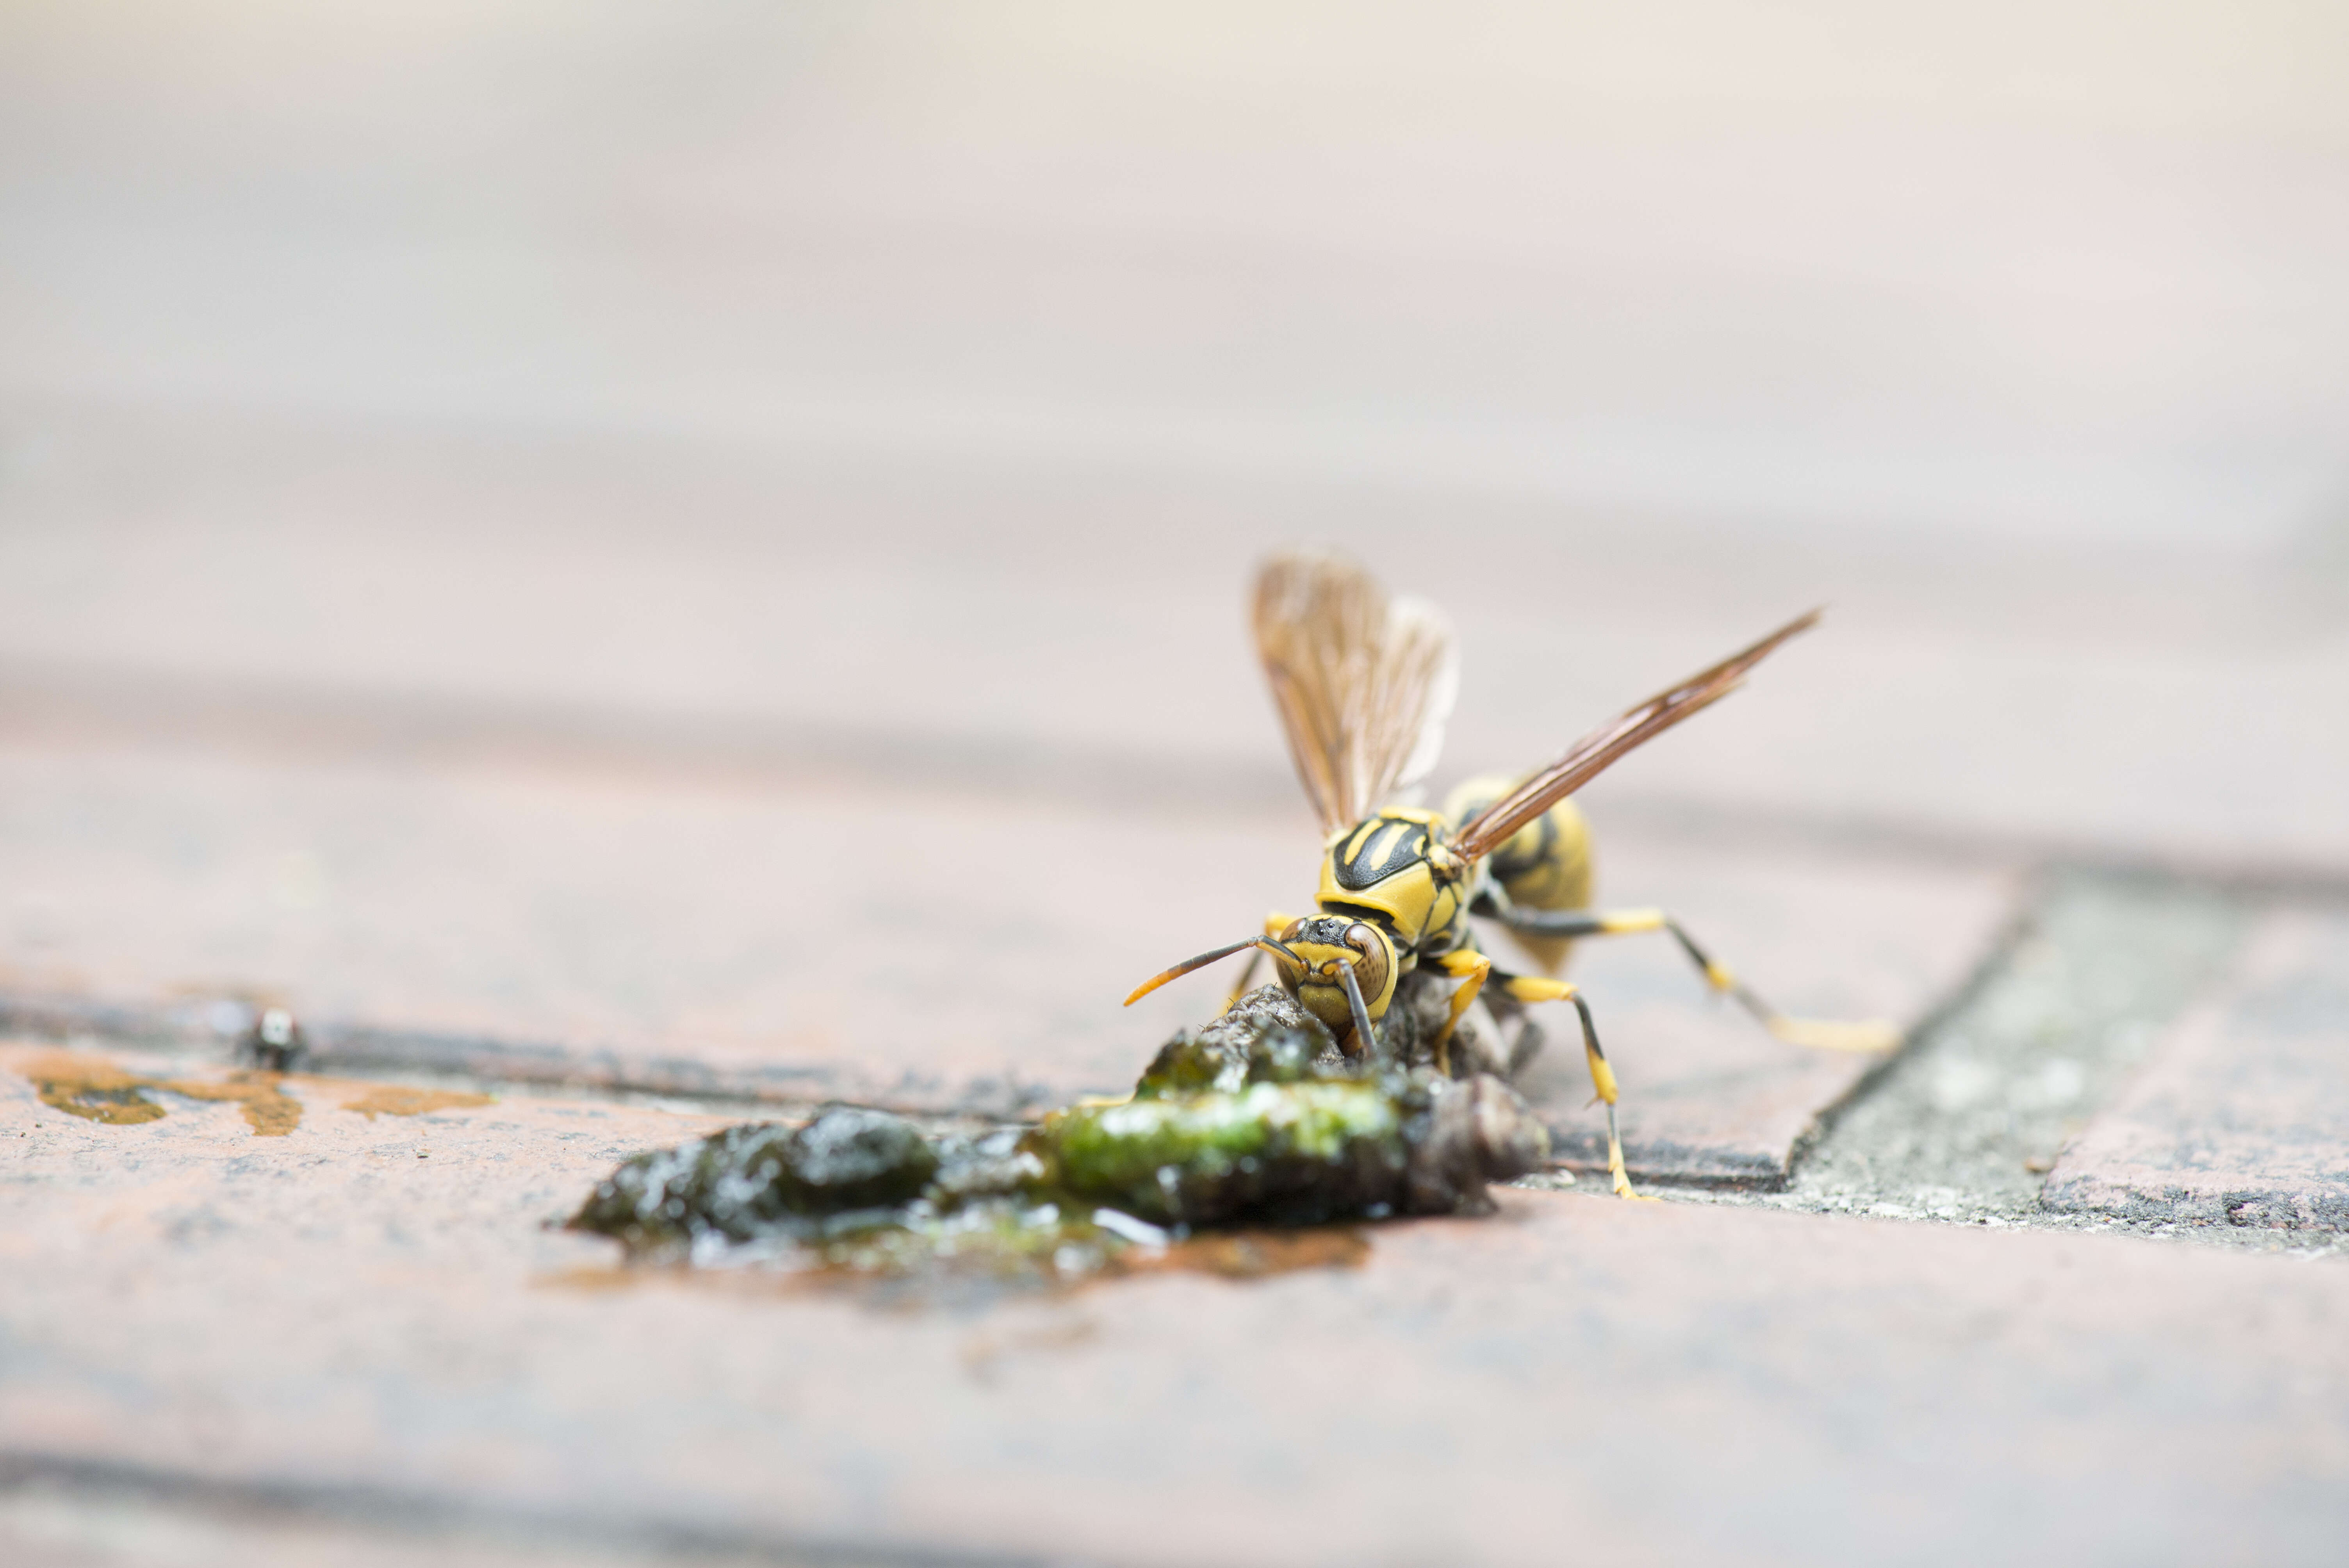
xmin=1636 ymin=869 xmax=2349 ymax=1255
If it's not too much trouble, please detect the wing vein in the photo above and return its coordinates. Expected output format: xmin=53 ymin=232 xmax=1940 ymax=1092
xmin=1252 ymin=552 xmax=1458 ymax=835
xmin=1452 ymin=609 xmax=1822 ymax=862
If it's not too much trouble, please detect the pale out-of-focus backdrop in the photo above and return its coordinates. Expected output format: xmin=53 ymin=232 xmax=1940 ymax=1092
xmin=3 ymin=1 xmax=2345 ymax=868
xmin=7 ymin=15 xmax=2349 ymax=1561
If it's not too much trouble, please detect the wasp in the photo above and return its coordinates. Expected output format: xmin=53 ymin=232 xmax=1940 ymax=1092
xmin=1125 ymin=551 xmax=1893 ymax=1198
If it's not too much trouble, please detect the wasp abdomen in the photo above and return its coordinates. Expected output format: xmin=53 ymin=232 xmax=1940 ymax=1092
xmin=1444 ymin=775 xmax=1592 ymax=972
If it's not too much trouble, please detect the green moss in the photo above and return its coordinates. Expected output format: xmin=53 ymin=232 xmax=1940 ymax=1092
xmin=1032 ymin=1082 xmax=1409 ymax=1227
xmin=1130 ymin=987 xmax=1342 ymax=1099
xmin=567 ymin=987 xmax=1550 ymax=1282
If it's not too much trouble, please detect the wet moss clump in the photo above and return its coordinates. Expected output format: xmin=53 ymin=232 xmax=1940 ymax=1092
xmin=1128 ymin=985 xmax=1341 ymax=1098
xmin=567 ymin=986 xmax=1551 ymax=1281
xmin=1037 ymin=1082 xmax=1406 ymax=1226
xmin=571 ymin=1107 xmax=944 ymax=1251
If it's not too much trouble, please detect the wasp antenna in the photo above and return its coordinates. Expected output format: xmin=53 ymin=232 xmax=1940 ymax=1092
xmin=1123 ymin=936 xmax=1266 ymax=1007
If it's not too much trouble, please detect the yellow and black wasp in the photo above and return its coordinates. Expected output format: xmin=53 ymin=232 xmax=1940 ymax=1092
xmin=1125 ymin=551 xmax=1893 ymax=1198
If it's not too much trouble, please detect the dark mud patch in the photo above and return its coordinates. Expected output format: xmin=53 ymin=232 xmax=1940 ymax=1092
xmin=28 ymin=1053 xmax=169 ymax=1126
xmin=14 ymin=1049 xmax=501 ymax=1137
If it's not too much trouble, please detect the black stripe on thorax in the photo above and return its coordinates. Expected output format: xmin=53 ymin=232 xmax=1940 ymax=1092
xmin=1312 ymin=900 xmax=1398 ymax=934
xmin=1331 ymin=819 xmax=1431 ymax=891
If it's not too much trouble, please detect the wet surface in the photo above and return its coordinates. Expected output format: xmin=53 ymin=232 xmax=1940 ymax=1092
xmin=339 ymin=1086 xmax=496 ymax=1121
xmin=11 ymin=1047 xmax=505 ymax=1139
xmin=26 ymin=1052 xmax=304 ymax=1137
xmin=542 ymin=1226 xmax=1374 ymax=1310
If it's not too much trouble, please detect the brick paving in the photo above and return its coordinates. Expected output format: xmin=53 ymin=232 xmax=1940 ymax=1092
xmin=6 ymin=1050 xmax=2349 ymax=1566
xmin=7 ymin=7 xmax=2349 ymax=1564
xmin=3 ymin=401 xmax=2347 ymax=877
xmin=0 ymin=733 xmax=2011 ymax=1179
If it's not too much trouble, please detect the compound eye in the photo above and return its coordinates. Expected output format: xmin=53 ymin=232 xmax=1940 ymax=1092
xmin=1344 ymin=923 xmax=1377 ymax=956
xmin=1280 ymin=918 xmax=1309 ymax=943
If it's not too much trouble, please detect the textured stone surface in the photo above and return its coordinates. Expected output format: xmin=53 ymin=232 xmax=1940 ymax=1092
xmin=6 ymin=1040 xmax=2349 ymax=1567
xmin=2044 ymin=907 xmax=2349 ymax=1230
xmin=1752 ymin=873 xmax=2254 ymax=1227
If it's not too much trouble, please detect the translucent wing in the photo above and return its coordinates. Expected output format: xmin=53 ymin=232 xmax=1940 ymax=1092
xmin=1452 ymin=610 xmax=1821 ymax=862
xmin=1253 ymin=551 xmax=1460 ymax=836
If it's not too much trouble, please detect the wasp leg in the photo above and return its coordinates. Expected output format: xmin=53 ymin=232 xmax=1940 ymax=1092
xmin=1474 ymin=896 xmax=1898 ymax=1054
xmin=1223 ymin=911 xmax=1305 ymax=1013
xmin=1222 ymin=951 xmax=1264 ymax=1013
xmin=1483 ymin=967 xmax=1657 ymax=1202
xmin=1429 ymin=950 xmax=1494 ymax=1079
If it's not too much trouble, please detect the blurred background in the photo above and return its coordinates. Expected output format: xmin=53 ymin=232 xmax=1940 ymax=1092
xmin=1 ymin=3 xmax=2346 ymax=1066
xmin=4 ymin=15 xmax=2349 ymax=1568
xmin=6 ymin=12 xmax=2349 ymax=1561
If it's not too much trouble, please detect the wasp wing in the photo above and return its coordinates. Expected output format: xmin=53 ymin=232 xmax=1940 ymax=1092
xmin=1451 ymin=609 xmax=1821 ymax=862
xmin=1253 ymin=551 xmax=1460 ymax=836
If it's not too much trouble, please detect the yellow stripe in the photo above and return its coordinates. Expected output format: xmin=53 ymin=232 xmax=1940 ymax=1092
xmin=1344 ymin=820 xmax=1381 ymax=860
xmin=1360 ymin=820 xmax=1409 ymax=872
xmin=1584 ymin=1046 xmax=1619 ymax=1105
xmin=1598 ymin=909 xmax=1666 ymax=934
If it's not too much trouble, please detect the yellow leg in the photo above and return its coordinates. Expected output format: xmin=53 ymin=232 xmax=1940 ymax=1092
xmin=1221 ymin=951 xmax=1263 ymax=1013
xmin=1430 ymin=949 xmax=1491 ymax=1079
xmin=1488 ymin=904 xmax=1898 ymax=1053
xmin=1572 ymin=996 xmax=1660 ymax=1202
xmin=1486 ymin=966 xmax=1657 ymax=1201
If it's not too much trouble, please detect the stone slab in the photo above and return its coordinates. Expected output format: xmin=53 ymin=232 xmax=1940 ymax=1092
xmin=0 ymin=737 xmax=1307 ymax=1117
xmin=0 ymin=736 xmax=2014 ymax=1178
xmin=5 ymin=1041 xmax=2349 ymax=1566
xmin=2044 ymin=906 xmax=2349 ymax=1230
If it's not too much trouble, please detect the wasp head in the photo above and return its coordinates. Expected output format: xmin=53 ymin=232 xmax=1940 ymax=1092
xmin=1271 ymin=915 xmax=1398 ymax=1048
